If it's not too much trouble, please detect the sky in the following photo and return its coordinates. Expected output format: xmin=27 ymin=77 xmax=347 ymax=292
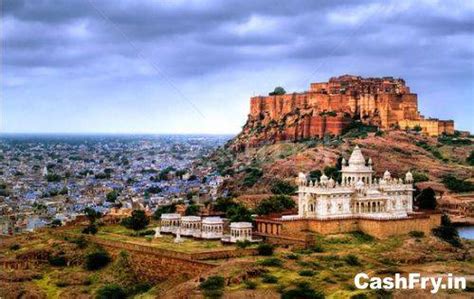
xmin=1 ymin=0 xmax=473 ymax=134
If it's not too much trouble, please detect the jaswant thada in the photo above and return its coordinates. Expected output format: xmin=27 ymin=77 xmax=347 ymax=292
xmin=255 ymin=146 xmax=441 ymax=243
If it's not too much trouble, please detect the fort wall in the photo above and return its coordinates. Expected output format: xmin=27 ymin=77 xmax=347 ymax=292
xmin=255 ymin=213 xmax=441 ymax=242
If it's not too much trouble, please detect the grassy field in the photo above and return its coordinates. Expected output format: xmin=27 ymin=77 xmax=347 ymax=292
xmin=67 ymin=224 xmax=235 ymax=253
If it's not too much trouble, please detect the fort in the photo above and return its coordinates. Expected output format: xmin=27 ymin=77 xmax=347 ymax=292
xmin=237 ymin=75 xmax=454 ymax=149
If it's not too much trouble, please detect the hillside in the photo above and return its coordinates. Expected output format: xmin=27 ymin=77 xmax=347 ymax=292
xmin=211 ymin=129 xmax=473 ymax=215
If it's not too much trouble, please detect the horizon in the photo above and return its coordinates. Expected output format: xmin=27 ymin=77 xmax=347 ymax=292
xmin=2 ymin=0 xmax=473 ymax=133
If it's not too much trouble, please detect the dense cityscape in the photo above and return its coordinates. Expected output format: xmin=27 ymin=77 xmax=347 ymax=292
xmin=0 ymin=134 xmax=231 ymax=235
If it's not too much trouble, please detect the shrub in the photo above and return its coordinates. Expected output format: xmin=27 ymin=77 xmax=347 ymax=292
xmin=244 ymin=280 xmax=257 ymax=289
xmin=285 ymin=253 xmax=299 ymax=260
xmin=442 ymin=175 xmax=474 ymax=193
xmin=270 ymin=179 xmax=297 ymax=195
xmin=242 ymin=167 xmax=263 ymax=187
xmin=350 ymin=294 xmax=368 ymax=299
xmin=236 ymin=240 xmax=252 ymax=249
xmin=344 ymin=254 xmax=361 ymax=266
xmin=258 ymin=258 xmax=282 ymax=267
xmin=96 ymin=284 xmax=126 ymax=299
xmin=409 ymin=231 xmax=425 ymax=238
xmin=200 ymin=275 xmax=225 ymax=298
xmin=298 ymin=269 xmax=315 ymax=277
xmin=432 ymin=214 xmax=462 ymax=248
xmin=9 ymin=244 xmax=20 ymax=251
xmin=308 ymin=243 xmax=324 ymax=253
xmin=269 ymin=86 xmax=286 ymax=96
xmin=48 ymin=254 xmax=67 ymax=267
xmin=262 ymin=274 xmax=278 ymax=283
xmin=412 ymin=172 xmax=429 ymax=183
xmin=70 ymin=236 xmax=88 ymax=249
xmin=121 ymin=210 xmax=149 ymax=231
xmin=257 ymin=243 xmax=274 ymax=256
xmin=282 ymin=282 xmax=325 ymax=299
xmin=375 ymin=131 xmax=384 ymax=137
xmin=82 ymin=224 xmax=98 ymax=235
xmin=84 ymin=249 xmax=111 ymax=271
xmin=350 ymin=231 xmax=374 ymax=242
xmin=51 ymin=219 xmax=62 ymax=227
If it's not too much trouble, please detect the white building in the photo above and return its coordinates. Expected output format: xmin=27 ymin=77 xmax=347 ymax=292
xmin=180 ymin=216 xmax=202 ymax=237
xmin=201 ymin=217 xmax=224 ymax=239
xmin=160 ymin=213 xmax=181 ymax=234
xmin=296 ymin=145 xmax=414 ymax=220
xmin=229 ymin=222 xmax=253 ymax=243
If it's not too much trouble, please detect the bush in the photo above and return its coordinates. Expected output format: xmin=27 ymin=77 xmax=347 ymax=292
xmin=350 ymin=231 xmax=374 ymax=242
xmin=285 ymin=253 xmax=299 ymax=260
xmin=442 ymin=175 xmax=474 ymax=193
xmin=236 ymin=240 xmax=252 ymax=249
xmin=269 ymin=86 xmax=286 ymax=96
xmin=48 ymin=254 xmax=67 ymax=267
xmin=51 ymin=219 xmax=62 ymax=227
xmin=262 ymin=274 xmax=278 ymax=283
xmin=96 ymin=284 xmax=126 ymax=299
xmin=82 ymin=224 xmax=98 ymax=235
xmin=121 ymin=210 xmax=149 ymax=231
xmin=255 ymin=195 xmax=295 ymax=216
xmin=9 ymin=244 xmax=20 ymax=251
xmin=257 ymin=243 xmax=274 ymax=256
xmin=299 ymin=269 xmax=315 ymax=277
xmin=71 ymin=236 xmax=88 ymax=249
xmin=344 ymin=254 xmax=361 ymax=266
xmin=282 ymin=282 xmax=325 ymax=299
xmin=375 ymin=131 xmax=384 ymax=137
xmin=270 ymin=179 xmax=297 ymax=195
xmin=409 ymin=231 xmax=425 ymax=238
xmin=415 ymin=187 xmax=437 ymax=210
xmin=242 ymin=167 xmax=263 ymax=187
xmin=432 ymin=214 xmax=462 ymax=248
xmin=84 ymin=249 xmax=111 ymax=271
xmin=258 ymin=258 xmax=282 ymax=267
xmin=412 ymin=172 xmax=429 ymax=183
xmin=244 ymin=280 xmax=257 ymax=289
xmin=200 ymin=275 xmax=225 ymax=298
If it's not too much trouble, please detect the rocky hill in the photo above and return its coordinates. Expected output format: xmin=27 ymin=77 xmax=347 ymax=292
xmin=209 ymin=76 xmax=473 ymax=218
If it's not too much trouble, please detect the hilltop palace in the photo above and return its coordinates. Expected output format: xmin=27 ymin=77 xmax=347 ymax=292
xmin=255 ymin=146 xmax=441 ymax=241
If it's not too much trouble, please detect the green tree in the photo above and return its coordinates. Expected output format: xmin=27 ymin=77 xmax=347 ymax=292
xmin=282 ymin=282 xmax=325 ymax=299
xmin=121 ymin=210 xmax=149 ymax=231
xmin=270 ymin=179 xmax=297 ymax=195
xmin=269 ymin=86 xmax=286 ymax=96
xmin=226 ymin=204 xmax=253 ymax=222
xmin=84 ymin=207 xmax=102 ymax=224
xmin=415 ymin=187 xmax=437 ymax=210
xmin=309 ymin=170 xmax=322 ymax=181
xmin=185 ymin=204 xmax=200 ymax=216
xmin=255 ymin=195 xmax=295 ymax=216
xmin=106 ymin=190 xmax=119 ymax=203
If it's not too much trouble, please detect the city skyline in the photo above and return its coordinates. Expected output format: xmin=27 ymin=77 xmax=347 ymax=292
xmin=2 ymin=0 xmax=473 ymax=134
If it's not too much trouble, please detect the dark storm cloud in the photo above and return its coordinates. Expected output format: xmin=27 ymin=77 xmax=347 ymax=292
xmin=2 ymin=0 xmax=473 ymax=79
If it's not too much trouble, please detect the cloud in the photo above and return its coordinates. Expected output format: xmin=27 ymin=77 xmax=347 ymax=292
xmin=2 ymin=0 xmax=473 ymax=132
